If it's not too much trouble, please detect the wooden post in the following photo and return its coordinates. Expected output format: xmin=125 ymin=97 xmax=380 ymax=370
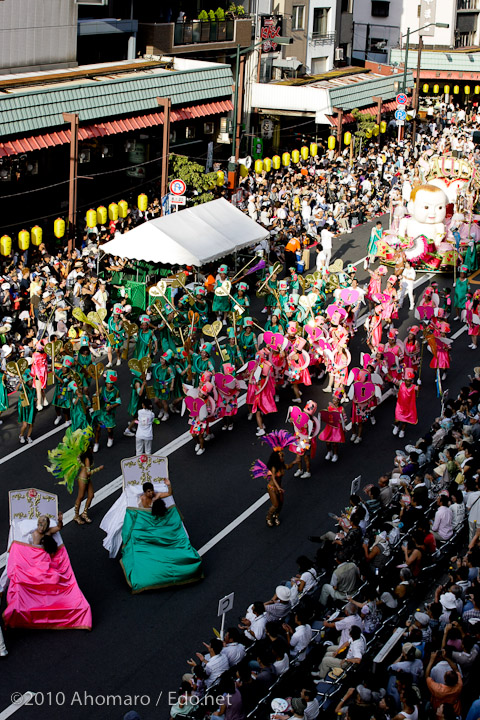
xmin=333 ymin=106 xmax=343 ymax=156
xmin=62 ymin=112 xmax=79 ymax=253
xmin=372 ymin=95 xmax=382 ymax=147
xmin=157 ymin=97 xmax=171 ymax=213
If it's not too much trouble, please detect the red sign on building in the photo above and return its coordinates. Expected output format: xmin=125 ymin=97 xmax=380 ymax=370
xmin=260 ymin=15 xmax=283 ymax=53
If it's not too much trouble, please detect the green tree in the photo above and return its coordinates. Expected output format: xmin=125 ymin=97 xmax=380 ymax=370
xmin=215 ymin=6 xmax=225 ymax=20
xmin=169 ymin=155 xmax=217 ymax=206
xmin=208 ymin=9 xmax=216 ymax=21
xmin=352 ymin=108 xmax=376 ymax=144
xmin=198 ymin=9 xmax=208 ymax=20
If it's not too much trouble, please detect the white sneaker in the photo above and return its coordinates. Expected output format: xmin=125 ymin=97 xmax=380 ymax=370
xmin=341 ymin=396 xmax=348 ymax=403
xmin=331 ymin=454 xmax=338 ymax=462
xmin=261 ymin=307 xmax=268 ymax=313
xmin=370 ymin=416 xmax=376 ymax=425
xmin=26 ymin=437 xmax=32 ymax=444
xmin=93 ymin=443 xmax=99 ymax=453
xmin=441 ymin=372 xmax=447 ymax=380
xmin=222 ymin=424 xmax=228 ymax=431
xmin=54 ymin=416 xmax=62 ymax=426
xmin=350 ymin=434 xmax=357 ymax=442
xmin=106 ymin=362 xmax=112 ymax=368
xmin=194 ymin=443 xmax=200 ymax=451
xmin=19 ymin=435 xmax=25 ymax=444
xmin=0 ymin=419 xmax=3 ymax=426
xmin=399 ymin=430 xmax=405 ymax=438
xmin=107 ymin=437 xmax=113 ymax=448
xmin=196 ymin=447 xmax=205 ymax=455
xmin=256 ymin=428 xmax=266 ymax=437
xmin=36 ymin=404 xmax=43 ymax=412
xmin=161 ymin=413 xmax=169 ymax=422
xmin=146 ymin=372 xmax=151 ymax=381
xmin=323 ymin=386 xmax=332 ymax=393
xmin=158 ymin=410 xmax=165 ymax=419
xmin=325 ymin=451 xmax=332 ymax=461
xmin=247 ymin=413 xmax=253 ymax=421
xmin=275 ymin=395 xmax=279 ymax=402
xmin=294 ymin=468 xmax=302 ymax=477
xmin=301 ymin=472 xmax=311 ymax=478
xmin=392 ymin=425 xmax=399 ymax=435
xmin=205 ymin=433 xmax=214 ymax=441
xmin=43 ymin=398 xmax=49 ymax=407
xmin=292 ymin=397 xmax=301 ymax=403
xmin=354 ymin=436 xmax=362 ymax=444
xmin=228 ymin=424 xmax=234 ymax=431
xmin=123 ymin=428 xmax=135 ymax=437
xmin=116 ymin=358 xmax=121 ymax=366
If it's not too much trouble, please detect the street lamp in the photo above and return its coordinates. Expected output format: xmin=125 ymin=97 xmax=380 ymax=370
xmin=401 ymin=23 xmax=450 ymax=93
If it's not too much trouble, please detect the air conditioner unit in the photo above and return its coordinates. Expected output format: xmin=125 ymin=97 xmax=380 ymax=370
xmin=204 ymin=122 xmax=215 ymax=135
xmin=186 ymin=126 xmax=196 ymax=139
xmin=220 ymin=116 xmax=233 ymax=134
xmin=335 ymin=47 xmax=344 ymax=61
xmin=216 ymin=132 xmax=230 ymax=144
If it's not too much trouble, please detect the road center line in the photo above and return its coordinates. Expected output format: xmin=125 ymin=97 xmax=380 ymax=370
xmin=0 ymin=693 xmax=35 ymax=720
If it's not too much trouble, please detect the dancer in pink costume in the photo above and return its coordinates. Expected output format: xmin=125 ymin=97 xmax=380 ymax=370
xmin=403 ymin=326 xmax=421 ymax=371
xmin=347 ymin=368 xmax=381 ymax=444
xmin=365 ymin=305 xmax=383 ymax=353
xmin=430 ymin=321 xmax=451 ymax=381
xmin=184 ymin=382 xmax=216 ymax=456
xmin=318 ymin=392 xmax=346 ymax=463
xmin=382 ymin=275 xmax=398 ymax=325
xmin=465 ymin=290 xmax=480 ymax=350
xmin=31 ymin=342 xmax=49 ymax=412
xmin=215 ymin=364 xmax=242 ymax=432
xmin=288 ymin=400 xmax=320 ymax=478
xmin=246 ymin=348 xmax=277 ymax=437
xmin=286 ymin=337 xmax=311 ymax=403
xmin=393 ymin=368 xmax=418 ymax=438
xmin=366 ymin=265 xmax=387 ymax=308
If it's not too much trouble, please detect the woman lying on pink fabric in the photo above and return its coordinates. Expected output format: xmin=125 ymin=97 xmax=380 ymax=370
xmin=3 ymin=514 xmax=92 ymax=630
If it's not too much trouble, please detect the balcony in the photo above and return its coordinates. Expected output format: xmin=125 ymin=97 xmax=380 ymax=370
xmin=139 ymin=17 xmax=252 ymax=55
xmin=309 ymin=32 xmax=336 ymax=45
xmin=457 ymin=0 xmax=479 ymax=10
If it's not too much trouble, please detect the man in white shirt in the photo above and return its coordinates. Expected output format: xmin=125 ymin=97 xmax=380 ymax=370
xmin=283 ymin=611 xmax=312 ymax=658
xmin=92 ymin=279 xmax=108 ymax=311
xmin=322 ymin=603 xmax=363 ymax=644
xmin=398 ymin=261 xmax=416 ymax=310
xmin=300 ymin=688 xmax=320 ymax=720
xmin=135 ymin=400 xmax=154 ymax=455
xmin=466 ymin=485 xmax=480 ymax=541
xmin=314 ymin=625 xmax=366 ymax=679
xmin=320 ymin=227 xmax=333 ymax=268
xmin=221 ymin=628 xmax=246 ymax=667
xmin=239 ymin=601 xmax=267 ymax=641
xmin=187 ymin=638 xmax=229 ymax=688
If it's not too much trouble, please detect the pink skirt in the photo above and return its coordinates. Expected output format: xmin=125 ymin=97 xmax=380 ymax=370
xmin=430 ymin=349 xmax=450 ymax=369
xmin=251 ymin=375 xmax=277 ymax=415
xmin=318 ymin=425 xmax=345 ymax=444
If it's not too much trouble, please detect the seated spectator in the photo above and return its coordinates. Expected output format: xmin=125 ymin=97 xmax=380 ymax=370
xmin=272 ymin=639 xmax=289 ymax=676
xmin=432 ymin=494 xmax=454 ymax=543
xmin=299 ymin=687 xmax=319 ymax=720
xmin=282 ymin=610 xmax=312 ymax=658
xmin=221 ymin=628 xmax=246 ymax=667
xmin=264 ymin=586 xmax=292 ymax=622
xmin=319 ymin=552 xmax=360 ymax=606
xmin=322 ymin=602 xmax=363 ymax=645
xmin=313 ymin=625 xmax=366 ymax=680
xmin=239 ymin=601 xmax=267 ymax=641
xmin=187 ymin=638 xmax=229 ymax=688
xmin=426 ymin=651 xmax=463 ymax=715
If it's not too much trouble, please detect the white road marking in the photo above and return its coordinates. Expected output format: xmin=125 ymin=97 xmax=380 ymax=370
xmin=198 ymin=494 xmax=270 ymax=556
xmin=0 ymin=693 xmax=35 ymax=719
xmin=0 ymin=422 xmax=68 ymax=467
xmin=452 ymin=325 xmax=467 ymax=340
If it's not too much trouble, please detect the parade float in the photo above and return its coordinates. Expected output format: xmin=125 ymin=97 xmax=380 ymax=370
xmin=376 ymin=153 xmax=480 ymax=272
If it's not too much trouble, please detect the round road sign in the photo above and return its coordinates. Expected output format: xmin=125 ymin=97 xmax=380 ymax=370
xmin=396 ymin=93 xmax=407 ymax=105
xmin=169 ymin=179 xmax=186 ymax=195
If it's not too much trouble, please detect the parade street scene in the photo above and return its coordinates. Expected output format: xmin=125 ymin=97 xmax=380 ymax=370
xmin=3 ymin=2 xmax=480 ymax=720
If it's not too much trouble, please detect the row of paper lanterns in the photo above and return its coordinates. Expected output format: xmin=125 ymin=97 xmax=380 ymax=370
xmin=247 ymin=143 xmax=319 ymax=177
xmin=0 ymin=194 xmax=149 ymax=255
xmin=422 ymin=84 xmax=480 ymax=95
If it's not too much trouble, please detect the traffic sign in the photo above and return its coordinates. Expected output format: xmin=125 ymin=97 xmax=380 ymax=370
xmin=169 ymin=179 xmax=186 ymax=195
xmin=170 ymin=194 xmax=186 ymax=205
xmin=396 ymin=93 xmax=407 ymax=105
xmin=395 ymin=109 xmax=407 ymax=121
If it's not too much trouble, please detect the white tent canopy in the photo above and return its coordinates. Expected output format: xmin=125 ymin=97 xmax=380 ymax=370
xmin=100 ymin=198 xmax=268 ymax=266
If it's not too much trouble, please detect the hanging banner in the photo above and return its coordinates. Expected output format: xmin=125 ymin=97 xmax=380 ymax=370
xmin=161 ymin=194 xmax=171 ymax=216
xmin=419 ymin=0 xmax=436 ymax=35
xmin=260 ymin=15 xmax=283 ymax=53
xmin=205 ymin=141 xmax=214 ymax=174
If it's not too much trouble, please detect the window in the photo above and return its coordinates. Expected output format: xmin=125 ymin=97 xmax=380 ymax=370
xmin=313 ymin=8 xmax=329 ymax=35
xmin=371 ymin=0 xmax=390 ymax=17
xmin=292 ymin=5 xmax=305 ymax=30
xmin=341 ymin=0 xmax=352 ymax=11
xmin=369 ymin=37 xmax=388 ymax=52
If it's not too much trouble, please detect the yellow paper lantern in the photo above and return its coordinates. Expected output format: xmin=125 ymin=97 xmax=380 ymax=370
xmin=365 ymin=128 xmax=373 ymax=139
xmin=96 ymin=206 xmax=107 ymax=225
xmin=327 ymin=136 xmax=336 ymax=150
xmin=216 ymin=171 xmax=224 ymax=187
xmin=18 ymin=229 xmax=30 ymax=251
xmin=108 ymin=202 xmax=119 ymax=222
xmin=0 ymin=235 xmax=12 ymax=256
xmin=86 ymin=209 xmax=97 ymax=229
xmin=444 ymin=85 xmax=450 ymax=95
xmin=373 ymin=124 xmax=379 ymax=136
xmin=344 ymin=132 xmax=351 ymax=146
xmin=137 ymin=194 xmax=148 ymax=212
xmin=54 ymin=218 xmax=65 ymax=239
xmin=291 ymin=149 xmax=300 ymax=164
xmin=254 ymin=159 xmax=264 ymax=174
xmin=300 ymin=146 xmax=309 ymax=160
xmin=239 ymin=163 xmax=249 ymax=178
xmin=475 ymin=85 xmax=480 ymax=94
xmin=282 ymin=152 xmax=291 ymax=167
xmin=31 ymin=225 xmax=42 ymax=246
xmin=310 ymin=142 xmax=318 ymax=157
xmin=454 ymin=85 xmax=460 ymax=94
xmin=465 ymin=85 xmax=471 ymax=95
xmin=118 ymin=200 xmax=128 ymax=219
xmin=272 ymin=155 xmax=281 ymax=170
xmin=433 ymin=84 xmax=439 ymax=94
xmin=263 ymin=157 xmax=272 ymax=173
xmin=423 ymin=84 xmax=429 ymax=93
xmin=380 ymin=121 xmax=387 ymax=134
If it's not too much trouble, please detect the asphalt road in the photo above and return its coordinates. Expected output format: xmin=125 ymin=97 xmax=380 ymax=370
xmin=0 ymin=218 xmax=475 ymax=720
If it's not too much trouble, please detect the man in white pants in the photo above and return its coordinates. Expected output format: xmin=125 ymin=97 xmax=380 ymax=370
xmin=398 ymin=261 xmax=416 ymax=310
xmin=320 ymin=227 xmax=334 ymax=269
xmin=135 ymin=400 xmax=155 ymax=455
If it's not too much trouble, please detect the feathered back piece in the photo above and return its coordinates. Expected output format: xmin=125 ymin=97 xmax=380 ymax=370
xmin=250 ymin=459 xmax=270 ymax=479
xmin=45 ymin=425 xmax=94 ymax=493
xmin=262 ymin=429 xmax=295 ymax=452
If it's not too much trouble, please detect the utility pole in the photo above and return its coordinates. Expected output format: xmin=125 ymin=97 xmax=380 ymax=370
xmin=412 ymin=35 xmax=423 ymax=144
xmin=62 ymin=112 xmax=79 ymax=253
xmin=157 ymin=97 xmax=171 ymax=212
xmin=372 ymin=95 xmax=382 ymax=146
xmin=333 ymin=106 xmax=343 ymax=156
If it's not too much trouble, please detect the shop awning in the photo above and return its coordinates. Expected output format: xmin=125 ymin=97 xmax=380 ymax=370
xmin=100 ymin=198 xmax=268 ymax=267
xmin=325 ymin=99 xmax=408 ymax=126
xmin=0 ymin=100 xmax=233 ymax=158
